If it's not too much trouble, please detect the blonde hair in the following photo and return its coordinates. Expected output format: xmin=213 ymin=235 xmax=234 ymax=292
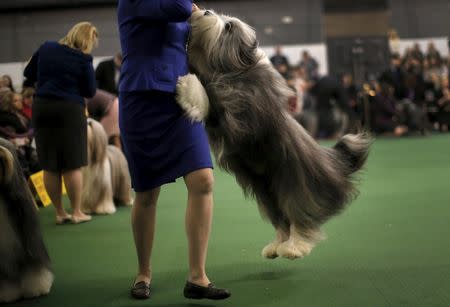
xmin=59 ymin=22 xmax=98 ymax=54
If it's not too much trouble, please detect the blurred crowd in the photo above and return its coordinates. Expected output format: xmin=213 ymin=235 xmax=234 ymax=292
xmin=271 ymin=40 xmax=450 ymax=138
xmin=1 ymin=38 xmax=449 ymax=180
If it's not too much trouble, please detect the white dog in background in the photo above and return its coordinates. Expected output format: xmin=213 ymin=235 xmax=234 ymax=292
xmin=0 ymin=138 xmax=53 ymax=303
xmin=82 ymin=119 xmax=133 ymax=215
xmin=176 ymin=9 xmax=371 ymax=260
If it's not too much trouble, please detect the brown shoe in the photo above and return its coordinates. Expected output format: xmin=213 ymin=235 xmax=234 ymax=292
xmin=183 ymin=281 xmax=231 ymax=300
xmin=131 ymin=281 xmax=151 ymax=299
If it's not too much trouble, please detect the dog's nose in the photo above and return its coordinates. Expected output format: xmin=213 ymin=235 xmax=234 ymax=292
xmin=204 ymin=10 xmax=212 ymax=16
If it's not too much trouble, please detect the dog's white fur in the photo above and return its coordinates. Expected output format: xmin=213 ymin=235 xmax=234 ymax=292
xmin=82 ymin=119 xmax=132 ymax=214
xmin=0 ymin=140 xmax=53 ymax=303
xmin=177 ymin=10 xmax=371 ymax=260
xmin=177 ymin=74 xmax=210 ymax=122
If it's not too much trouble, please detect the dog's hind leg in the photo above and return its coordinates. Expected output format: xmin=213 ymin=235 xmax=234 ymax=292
xmin=257 ymin=199 xmax=290 ymax=259
xmin=94 ymin=159 xmax=116 ymax=215
xmin=261 ymin=227 xmax=289 ymax=259
xmin=277 ymin=224 xmax=324 ymax=260
xmin=176 ymin=74 xmax=209 ymax=122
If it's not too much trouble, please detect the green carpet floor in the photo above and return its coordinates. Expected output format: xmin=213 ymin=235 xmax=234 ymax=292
xmin=10 ymin=135 xmax=450 ymax=307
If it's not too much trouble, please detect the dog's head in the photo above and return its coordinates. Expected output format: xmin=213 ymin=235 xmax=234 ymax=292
xmin=0 ymin=145 xmax=14 ymax=185
xmin=189 ymin=9 xmax=260 ymax=75
xmin=87 ymin=119 xmax=108 ymax=165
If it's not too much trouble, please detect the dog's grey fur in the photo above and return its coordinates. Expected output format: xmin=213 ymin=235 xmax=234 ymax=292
xmin=0 ymin=138 xmax=53 ymax=302
xmin=177 ymin=10 xmax=371 ymax=259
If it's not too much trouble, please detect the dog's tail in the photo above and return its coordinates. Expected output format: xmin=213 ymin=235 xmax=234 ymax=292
xmin=333 ymin=133 xmax=371 ymax=176
xmin=273 ymin=126 xmax=372 ymax=237
xmin=0 ymin=145 xmax=14 ymax=185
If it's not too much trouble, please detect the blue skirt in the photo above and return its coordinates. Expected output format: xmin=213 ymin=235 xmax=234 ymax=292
xmin=119 ymin=90 xmax=213 ymax=192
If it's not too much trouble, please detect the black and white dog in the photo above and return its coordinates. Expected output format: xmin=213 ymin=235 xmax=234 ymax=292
xmin=176 ymin=9 xmax=371 ymax=259
xmin=0 ymin=138 xmax=53 ymax=302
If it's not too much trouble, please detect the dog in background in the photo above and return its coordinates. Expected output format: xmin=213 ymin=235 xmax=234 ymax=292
xmin=82 ymin=119 xmax=132 ymax=215
xmin=176 ymin=9 xmax=371 ymax=259
xmin=0 ymin=138 xmax=53 ymax=303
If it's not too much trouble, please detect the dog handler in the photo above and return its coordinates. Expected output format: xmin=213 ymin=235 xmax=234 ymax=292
xmin=24 ymin=22 xmax=97 ymax=225
xmin=117 ymin=0 xmax=230 ymax=300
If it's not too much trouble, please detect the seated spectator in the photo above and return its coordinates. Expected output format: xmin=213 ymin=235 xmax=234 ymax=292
xmin=380 ymin=54 xmax=406 ymax=100
xmin=95 ymin=53 xmax=122 ymax=95
xmin=426 ymin=42 xmax=442 ymax=66
xmin=298 ymin=51 xmax=319 ymax=80
xmin=270 ymin=46 xmax=290 ymax=69
xmin=423 ymin=72 xmax=442 ymax=128
xmin=86 ymin=89 xmax=121 ymax=149
xmin=436 ymin=77 xmax=450 ymax=131
xmin=373 ymin=82 xmax=408 ymax=136
xmin=276 ymin=63 xmax=291 ymax=80
xmin=342 ymin=73 xmax=361 ymax=125
xmin=285 ymin=85 xmax=301 ymax=117
xmin=309 ymin=75 xmax=351 ymax=139
xmin=411 ymin=43 xmax=424 ymax=62
xmin=0 ymin=75 xmax=15 ymax=92
xmin=0 ymin=89 xmax=28 ymax=135
xmin=21 ymin=87 xmax=35 ymax=121
xmin=0 ymin=89 xmax=40 ymax=177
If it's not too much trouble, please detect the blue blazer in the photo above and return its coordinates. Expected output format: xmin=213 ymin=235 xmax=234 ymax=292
xmin=24 ymin=41 xmax=96 ymax=105
xmin=117 ymin=0 xmax=193 ymax=93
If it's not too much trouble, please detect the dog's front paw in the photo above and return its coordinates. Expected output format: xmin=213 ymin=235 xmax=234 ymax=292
xmin=95 ymin=201 xmax=116 ymax=215
xmin=261 ymin=241 xmax=280 ymax=259
xmin=176 ymin=74 xmax=209 ymax=122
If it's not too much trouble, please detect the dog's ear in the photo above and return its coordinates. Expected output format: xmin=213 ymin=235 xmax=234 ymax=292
xmin=87 ymin=119 xmax=108 ymax=165
xmin=225 ymin=22 xmax=233 ymax=32
xmin=238 ymin=38 xmax=259 ymax=68
xmin=214 ymin=20 xmax=258 ymax=71
xmin=0 ymin=146 xmax=14 ymax=185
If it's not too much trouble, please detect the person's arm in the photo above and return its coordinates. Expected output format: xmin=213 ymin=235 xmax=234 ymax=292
xmin=131 ymin=0 xmax=193 ymax=22
xmin=23 ymin=50 xmax=39 ymax=84
xmin=95 ymin=61 xmax=105 ymax=89
xmin=80 ymin=60 xmax=97 ymax=98
xmin=0 ymin=113 xmax=28 ymax=134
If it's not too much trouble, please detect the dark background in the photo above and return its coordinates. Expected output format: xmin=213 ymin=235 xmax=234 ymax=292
xmin=0 ymin=0 xmax=449 ymax=66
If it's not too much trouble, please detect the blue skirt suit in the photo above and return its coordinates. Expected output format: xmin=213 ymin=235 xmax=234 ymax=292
xmin=117 ymin=0 xmax=212 ymax=192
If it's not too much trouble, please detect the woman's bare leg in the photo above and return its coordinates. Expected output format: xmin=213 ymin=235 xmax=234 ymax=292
xmin=184 ymin=168 xmax=214 ymax=287
xmin=43 ymin=170 xmax=67 ymax=217
xmin=62 ymin=168 xmax=90 ymax=219
xmin=132 ymin=188 xmax=160 ymax=284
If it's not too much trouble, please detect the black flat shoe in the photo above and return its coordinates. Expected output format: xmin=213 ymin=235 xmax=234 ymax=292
xmin=183 ymin=281 xmax=231 ymax=300
xmin=131 ymin=281 xmax=151 ymax=299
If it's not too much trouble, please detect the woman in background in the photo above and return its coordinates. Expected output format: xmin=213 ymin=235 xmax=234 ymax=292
xmin=24 ymin=22 xmax=97 ymax=224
